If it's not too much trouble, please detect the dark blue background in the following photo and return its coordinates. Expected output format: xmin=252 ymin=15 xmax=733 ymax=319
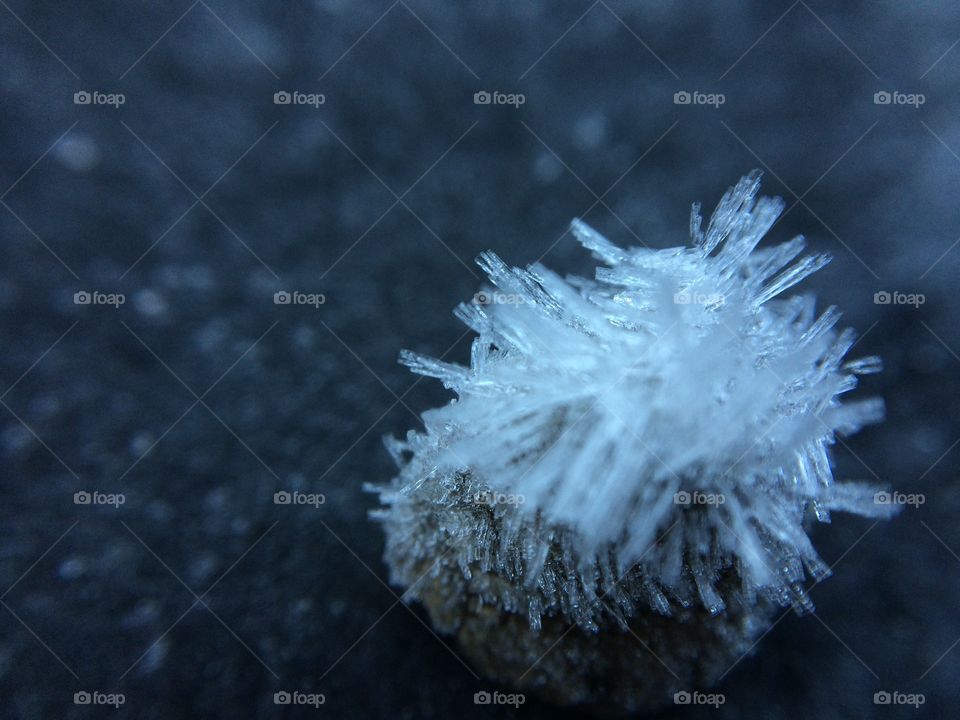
xmin=1 ymin=2 xmax=957 ymax=718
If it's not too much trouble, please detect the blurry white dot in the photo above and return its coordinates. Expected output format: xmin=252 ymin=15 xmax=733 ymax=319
xmin=0 ymin=279 xmax=18 ymax=308
xmin=204 ymin=488 xmax=228 ymax=511
xmin=294 ymin=598 xmax=314 ymax=615
xmin=30 ymin=394 xmax=61 ymax=417
xmin=121 ymin=599 xmax=161 ymax=628
xmin=58 ymin=557 xmax=85 ymax=580
xmin=141 ymin=637 xmax=168 ymax=673
xmin=195 ymin=319 xmax=229 ymax=352
xmin=146 ymin=500 xmax=174 ymax=522
xmin=189 ymin=554 xmax=218 ymax=583
xmin=2 ymin=424 xmax=32 ymax=452
xmin=533 ymin=152 xmax=563 ymax=184
xmin=158 ymin=264 xmax=214 ymax=292
xmin=293 ymin=325 xmax=316 ymax=350
xmin=573 ymin=112 xmax=607 ymax=150
xmin=54 ymin=134 xmax=100 ymax=172
xmin=133 ymin=289 xmax=168 ymax=318
xmin=230 ymin=516 xmax=251 ymax=534
xmin=129 ymin=430 xmax=155 ymax=457
xmin=328 ymin=598 xmax=347 ymax=617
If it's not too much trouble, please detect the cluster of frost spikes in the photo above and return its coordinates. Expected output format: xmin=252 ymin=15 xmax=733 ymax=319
xmin=375 ymin=172 xmax=898 ymax=623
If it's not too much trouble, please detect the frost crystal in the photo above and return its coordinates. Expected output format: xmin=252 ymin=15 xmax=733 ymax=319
xmin=372 ymin=172 xmax=897 ymax=631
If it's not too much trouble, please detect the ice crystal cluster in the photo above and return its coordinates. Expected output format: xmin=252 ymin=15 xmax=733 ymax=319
xmin=372 ymin=172 xmax=895 ymax=633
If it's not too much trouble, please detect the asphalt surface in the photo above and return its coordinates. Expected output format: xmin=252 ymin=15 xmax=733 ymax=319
xmin=1 ymin=2 xmax=958 ymax=718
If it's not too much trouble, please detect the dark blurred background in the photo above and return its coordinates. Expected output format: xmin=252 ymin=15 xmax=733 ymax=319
xmin=1 ymin=1 xmax=958 ymax=718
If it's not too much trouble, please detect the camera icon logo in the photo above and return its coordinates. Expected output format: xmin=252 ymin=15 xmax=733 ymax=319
xmin=274 ymin=491 xmax=291 ymax=505
xmin=673 ymin=491 xmax=691 ymax=506
xmin=674 ymin=691 xmax=692 ymax=704
xmin=473 ymin=91 xmax=491 ymax=105
xmin=74 ymin=691 xmax=92 ymax=704
xmin=873 ymin=491 xmax=892 ymax=505
xmin=74 ymin=91 xmax=92 ymax=105
xmin=474 ymin=691 xmax=491 ymax=705
xmin=274 ymin=691 xmax=292 ymax=704
xmin=74 ymin=491 xmax=92 ymax=505
xmin=673 ymin=91 xmax=691 ymax=105
xmin=274 ymin=291 xmax=291 ymax=305
xmin=873 ymin=91 xmax=892 ymax=105
xmin=274 ymin=91 xmax=291 ymax=105
xmin=874 ymin=691 xmax=892 ymax=705
xmin=873 ymin=291 xmax=891 ymax=304
xmin=74 ymin=291 xmax=92 ymax=305
xmin=473 ymin=292 xmax=491 ymax=305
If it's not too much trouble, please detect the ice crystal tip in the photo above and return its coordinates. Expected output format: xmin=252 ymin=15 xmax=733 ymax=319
xmin=373 ymin=173 xmax=897 ymax=629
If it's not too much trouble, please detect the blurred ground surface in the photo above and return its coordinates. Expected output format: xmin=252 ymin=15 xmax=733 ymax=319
xmin=1 ymin=1 xmax=958 ymax=718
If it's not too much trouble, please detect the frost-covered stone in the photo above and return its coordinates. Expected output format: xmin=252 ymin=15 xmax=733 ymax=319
xmin=368 ymin=173 xmax=897 ymax=710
